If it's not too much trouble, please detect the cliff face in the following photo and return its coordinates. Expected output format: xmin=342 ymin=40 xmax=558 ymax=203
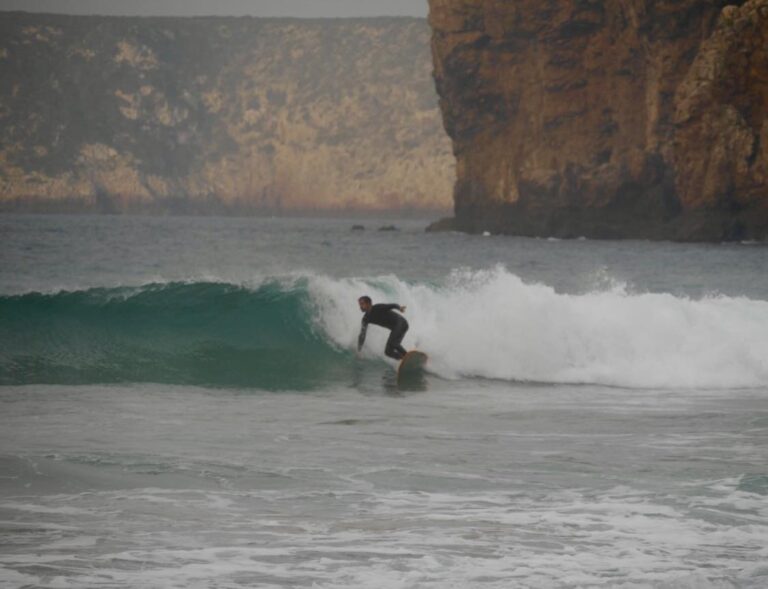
xmin=0 ymin=13 xmax=453 ymax=213
xmin=428 ymin=0 xmax=768 ymax=240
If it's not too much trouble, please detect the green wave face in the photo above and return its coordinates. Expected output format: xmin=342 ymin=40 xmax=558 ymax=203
xmin=0 ymin=281 xmax=351 ymax=390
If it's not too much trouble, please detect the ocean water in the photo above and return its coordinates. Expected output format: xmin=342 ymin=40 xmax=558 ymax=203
xmin=1 ymin=213 xmax=767 ymax=588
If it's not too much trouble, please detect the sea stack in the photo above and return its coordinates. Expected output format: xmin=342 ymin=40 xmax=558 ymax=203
xmin=427 ymin=0 xmax=768 ymax=241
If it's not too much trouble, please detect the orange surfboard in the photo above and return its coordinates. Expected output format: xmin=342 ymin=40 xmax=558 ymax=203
xmin=397 ymin=350 xmax=428 ymax=383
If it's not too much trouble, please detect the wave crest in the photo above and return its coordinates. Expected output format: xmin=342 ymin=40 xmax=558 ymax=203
xmin=3 ymin=269 xmax=768 ymax=390
xmin=0 ymin=280 xmax=346 ymax=389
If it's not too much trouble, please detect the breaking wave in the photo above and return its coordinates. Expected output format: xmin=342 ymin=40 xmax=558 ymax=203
xmin=3 ymin=268 xmax=768 ymax=390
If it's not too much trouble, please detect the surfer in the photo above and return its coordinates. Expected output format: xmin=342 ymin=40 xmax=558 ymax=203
xmin=357 ymin=295 xmax=408 ymax=360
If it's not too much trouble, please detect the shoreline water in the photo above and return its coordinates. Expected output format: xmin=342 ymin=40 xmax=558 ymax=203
xmin=1 ymin=381 xmax=767 ymax=588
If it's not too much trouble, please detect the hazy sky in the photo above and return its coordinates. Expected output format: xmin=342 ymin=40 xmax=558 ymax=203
xmin=0 ymin=0 xmax=428 ymax=18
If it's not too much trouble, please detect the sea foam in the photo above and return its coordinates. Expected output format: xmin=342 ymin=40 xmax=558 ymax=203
xmin=311 ymin=267 xmax=768 ymax=389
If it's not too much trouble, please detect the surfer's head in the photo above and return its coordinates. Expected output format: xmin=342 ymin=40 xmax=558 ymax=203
xmin=358 ymin=295 xmax=372 ymax=312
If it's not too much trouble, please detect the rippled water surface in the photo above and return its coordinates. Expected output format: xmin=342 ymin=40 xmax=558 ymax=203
xmin=1 ymin=214 xmax=767 ymax=588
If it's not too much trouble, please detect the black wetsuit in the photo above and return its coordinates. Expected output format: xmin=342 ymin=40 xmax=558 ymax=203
xmin=358 ymin=303 xmax=408 ymax=360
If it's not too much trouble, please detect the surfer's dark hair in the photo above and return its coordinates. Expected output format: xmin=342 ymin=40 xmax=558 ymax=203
xmin=359 ymin=295 xmax=372 ymax=304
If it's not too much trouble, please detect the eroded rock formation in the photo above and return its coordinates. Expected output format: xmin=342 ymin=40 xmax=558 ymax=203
xmin=0 ymin=13 xmax=453 ymax=213
xmin=428 ymin=0 xmax=768 ymax=240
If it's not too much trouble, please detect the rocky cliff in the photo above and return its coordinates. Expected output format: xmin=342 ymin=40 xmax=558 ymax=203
xmin=0 ymin=13 xmax=453 ymax=213
xmin=428 ymin=0 xmax=768 ymax=241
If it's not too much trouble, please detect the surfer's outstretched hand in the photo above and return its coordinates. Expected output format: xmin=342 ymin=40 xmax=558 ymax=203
xmin=400 ymin=305 xmax=406 ymax=313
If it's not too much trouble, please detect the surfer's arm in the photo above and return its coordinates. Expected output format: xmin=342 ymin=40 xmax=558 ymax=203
xmin=357 ymin=321 xmax=368 ymax=351
xmin=385 ymin=303 xmax=406 ymax=313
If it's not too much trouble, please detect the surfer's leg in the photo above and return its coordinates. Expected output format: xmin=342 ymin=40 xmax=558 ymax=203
xmin=384 ymin=344 xmax=402 ymax=360
xmin=384 ymin=332 xmax=402 ymax=359
xmin=385 ymin=319 xmax=408 ymax=360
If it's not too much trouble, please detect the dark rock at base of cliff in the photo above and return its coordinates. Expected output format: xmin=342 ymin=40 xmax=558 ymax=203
xmin=428 ymin=207 xmax=768 ymax=242
xmin=425 ymin=217 xmax=457 ymax=232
